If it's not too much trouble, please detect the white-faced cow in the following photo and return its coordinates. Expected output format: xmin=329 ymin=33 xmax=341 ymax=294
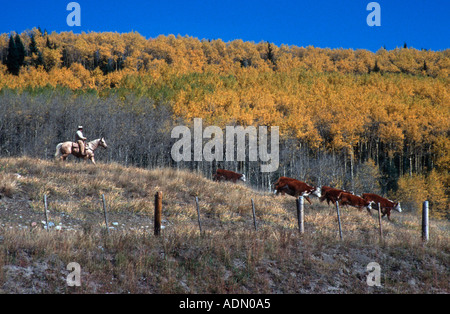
xmin=362 ymin=193 xmax=401 ymax=220
xmin=273 ymin=176 xmax=321 ymax=204
xmin=213 ymin=169 xmax=246 ymax=183
xmin=338 ymin=192 xmax=373 ymax=213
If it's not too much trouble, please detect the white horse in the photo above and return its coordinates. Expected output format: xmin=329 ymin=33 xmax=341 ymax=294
xmin=55 ymin=138 xmax=107 ymax=165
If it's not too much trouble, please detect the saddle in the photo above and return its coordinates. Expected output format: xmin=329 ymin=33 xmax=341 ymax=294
xmin=72 ymin=142 xmax=80 ymax=153
xmin=72 ymin=141 xmax=90 ymax=154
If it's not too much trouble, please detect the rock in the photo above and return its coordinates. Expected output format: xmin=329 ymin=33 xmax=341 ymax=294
xmin=42 ymin=221 xmax=55 ymax=229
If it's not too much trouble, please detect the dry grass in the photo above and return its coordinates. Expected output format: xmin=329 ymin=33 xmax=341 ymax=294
xmin=0 ymin=156 xmax=449 ymax=294
xmin=0 ymin=173 xmax=22 ymax=198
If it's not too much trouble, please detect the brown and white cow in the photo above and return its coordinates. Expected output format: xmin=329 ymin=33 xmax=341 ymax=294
xmin=213 ymin=168 xmax=246 ymax=183
xmin=338 ymin=192 xmax=373 ymax=213
xmin=362 ymin=193 xmax=401 ymax=220
xmin=273 ymin=177 xmax=303 ymax=196
xmin=320 ymin=186 xmax=347 ymax=206
xmin=273 ymin=176 xmax=321 ymax=204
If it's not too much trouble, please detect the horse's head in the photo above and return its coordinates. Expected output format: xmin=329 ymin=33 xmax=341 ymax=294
xmin=99 ymin=137 xmax=108 ymax=149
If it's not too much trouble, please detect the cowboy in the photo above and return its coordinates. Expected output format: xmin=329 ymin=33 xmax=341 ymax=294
xmin=75 ymin=126 xmax=87 ymax=156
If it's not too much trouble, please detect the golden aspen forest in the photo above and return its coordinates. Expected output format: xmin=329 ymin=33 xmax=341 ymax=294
xmin=0 ymin=29 xmax=449 ymax=219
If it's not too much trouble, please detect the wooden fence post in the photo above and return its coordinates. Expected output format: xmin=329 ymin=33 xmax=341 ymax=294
xmin=377 ymin=202 xmax=383 ymax=243
xmin=195 ymin=196 xmax=202 ymax=233
xmin=43 ymin=194 xmax=49 ymax=232
xmin=296 ymin=196 xmax=304 ymax=234
xmin=422 ymin=201 xmax=429 ymax=242
xmin=101 ymin=194 xmax=110 ymax=235
xmin=251 ymin=199 xmax=257 ymax=231
xmin=154 ymin=191 xmax=162 ymax=236
xmin=335 ymin=201 xmax=343 ymax=241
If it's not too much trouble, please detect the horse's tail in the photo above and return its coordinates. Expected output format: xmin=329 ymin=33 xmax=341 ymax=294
xmin=55 ymin=143 xmax=63 ymax=158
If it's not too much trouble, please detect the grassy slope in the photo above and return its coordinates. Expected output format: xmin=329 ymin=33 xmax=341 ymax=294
xmin=0 ymin=157 xmax=448 ymax=293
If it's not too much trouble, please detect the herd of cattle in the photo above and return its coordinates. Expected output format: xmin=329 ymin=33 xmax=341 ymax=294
xmin=213 ymin=168 xmax=402 ymax=220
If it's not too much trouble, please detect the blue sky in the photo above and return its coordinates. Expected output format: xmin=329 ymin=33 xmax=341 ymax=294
xmin=0 ymin=0 xmax=448 ymax=51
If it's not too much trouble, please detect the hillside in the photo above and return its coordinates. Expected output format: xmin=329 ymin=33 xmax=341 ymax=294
xmin=0 ymin=157 xmax=448 ymax=294
xmin=1 ymin=31 xmax=449 ymax=216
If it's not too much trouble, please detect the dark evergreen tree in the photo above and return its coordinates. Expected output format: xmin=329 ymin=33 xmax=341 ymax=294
xmin=422 ymin=60 xmax=428 ymax=72
xmin=46 ymin=37 xmax=51 ymax=49
xmin=46 ymin=36 xmax=56 ymax=49
xmin=61 ymin=46 xmax=69 ymax=67
xmin=28 ymin=33 xmax=43 ymax=67
xmin=29 ymin=33 xmax=39 ymax=55
xmin=373 ymin=60 xmax=380 ymax=73
xmin=14 ymin=34 xmax=25 ymax=67
xmin=267 ymin=42 xmax=276 ymax=67
xmin=6 ymin=34 xmax=20 ymax=75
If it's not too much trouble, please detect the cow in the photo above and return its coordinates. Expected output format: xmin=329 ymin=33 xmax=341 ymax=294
xmin=338 ymin=192 xmax=373 ymax=213
xmin=213 ymin=168 xmax=246 ymax=183
xmin=273 ymin=176 xmax=321 ymax=204
xmin=320 ymin=186 xmax=347 ymax=206
xmin=273 ymin=176 xmax=304 ymax=197
xmin=362 ymin=193 xmax=402 ymax=220
xmin=272 ymin=176 xmax=293 ymax=193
